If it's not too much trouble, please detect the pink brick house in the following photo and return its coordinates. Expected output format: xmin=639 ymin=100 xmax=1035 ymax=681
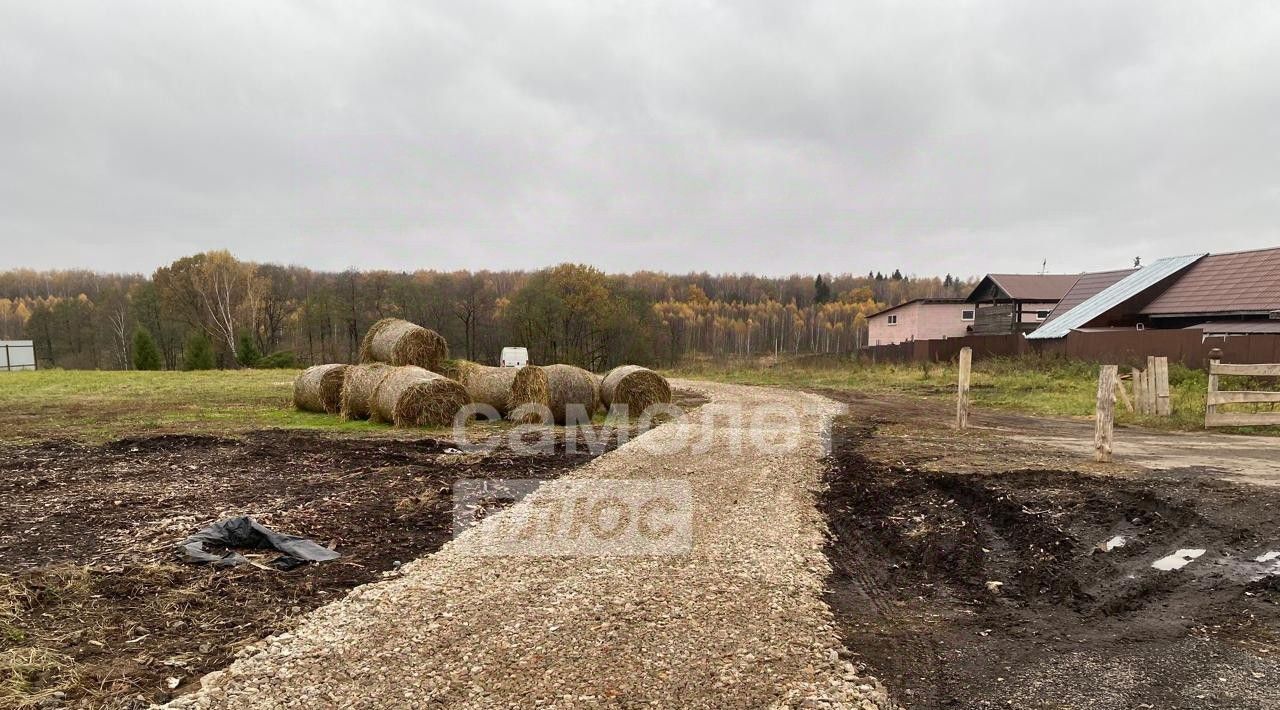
xmin=866 ymin=298 xmax=974 ymax=346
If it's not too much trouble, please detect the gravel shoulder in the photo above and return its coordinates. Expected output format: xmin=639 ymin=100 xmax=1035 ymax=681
xmin=168 ymin=381 xmax=894 ymax=709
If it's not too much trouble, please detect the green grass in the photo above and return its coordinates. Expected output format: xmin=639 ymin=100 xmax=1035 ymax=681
xmin=0 ymin=369 xmax=397 ymax=443
xmin=667 ymin=355 xmax=1280 ymax=434
xmin=3 ymin=361 xmax=1276 ymax=443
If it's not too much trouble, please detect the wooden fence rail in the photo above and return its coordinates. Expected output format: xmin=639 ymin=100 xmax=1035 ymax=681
xmin=1205 ymin=359 xmax=1280 ymax=427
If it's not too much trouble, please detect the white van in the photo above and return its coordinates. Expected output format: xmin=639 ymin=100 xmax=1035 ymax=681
xmin=500 ymin=347 xmax=529 ymax=367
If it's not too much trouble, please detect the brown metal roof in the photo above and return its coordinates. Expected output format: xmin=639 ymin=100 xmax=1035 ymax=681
xmin=975 ymin=273 xmax=1082 ymax=302
xmin=1142 ymin=246 xmax=1280 ymax=316
xmin=1042 ymin=269 xmax=1137 ymax=325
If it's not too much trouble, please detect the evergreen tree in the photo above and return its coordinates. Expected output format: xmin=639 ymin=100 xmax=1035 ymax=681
xmin=813 ymin=275 xmax=832 ymax=304
xmin=132 ymin=327 xmax=162 ymax=371
xmin=236 ymin=332 xmax=262 ymax=368
xmin=891 ymin=269 xmax=904 ymax=280
xmin=255 ymin=350 xmax=298 ymax=369
xmin=182 ymin=332 xmax=216 ymax=370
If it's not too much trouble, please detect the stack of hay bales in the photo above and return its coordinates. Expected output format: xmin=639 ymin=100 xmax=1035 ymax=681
xmin=292 ymin=318 xmax=469 ymax=429
xmin=360 ymin=318 xmax=448 ymax=372
xmin=600 ymin=365 xmax=672 ymax=417
xmin=293 ymin=364 xmax=350 ymax=414
xmin=542 ymin=364 xmax=601 ymax=425
xmin=443 ymin=360 xmax=550 ymax=422
xmin=370 ymin=366 xmax=471 ymax=428
xmin=347 ymin=318 xmax=469 ymax=428
xmin=291 ymin=319 xmax=672 ymax=432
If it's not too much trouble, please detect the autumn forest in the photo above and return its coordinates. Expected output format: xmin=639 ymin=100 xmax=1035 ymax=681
xmin=0 ymin=252 xmax=974 ymax=371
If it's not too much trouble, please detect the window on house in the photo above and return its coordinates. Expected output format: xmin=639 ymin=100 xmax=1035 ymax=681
xmin=961 ymin=309 xmax=975 ymax=321
xmin=1036 ymin=310 xmax=1050 ymax=320
xmin=887 ymin=315 xmax=898 ymax=326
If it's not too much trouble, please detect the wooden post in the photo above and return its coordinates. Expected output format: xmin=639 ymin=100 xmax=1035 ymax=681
xmin=1206 ymin=349 xmax=1222 ymax=428
xmin=1145 ymin=356 xmax=1158 ymax=415
xmin=1154 ymin=356 xmax=1171 ymax=417
xmin=1095 ymin=365 xmax=1118 ymax=463
xmin=956 ymin=347 xmax=972 ymax=430
xmin=1132 ymin=367 xmax=1146 ymax=415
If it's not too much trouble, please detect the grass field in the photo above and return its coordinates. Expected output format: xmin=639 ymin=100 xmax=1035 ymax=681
xmin=0 ymin=369 xmax=391 ymax=443
xmin=668 ymin=355 xmax=1280 ymax=434
xmin=0 ymin=369 xmax=625 ymax=443
xmin=2 ymin=358 xmax=1276 ymax=443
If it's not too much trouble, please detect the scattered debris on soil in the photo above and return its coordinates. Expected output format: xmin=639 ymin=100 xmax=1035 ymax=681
xmin=822 ymin=417 xmax=1280 ymax=709
xmin=177 ymin=516 xmax=341 ymax=570
xmin=0 ymin=427 xmax=624 ymax=708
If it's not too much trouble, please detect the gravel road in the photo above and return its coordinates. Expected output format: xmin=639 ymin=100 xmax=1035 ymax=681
xmin=167 ymin=381 xmax=894 ymax=709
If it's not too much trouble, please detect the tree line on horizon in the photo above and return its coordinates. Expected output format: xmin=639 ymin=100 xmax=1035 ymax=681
xmin=0 ymin=252 xmax=974 ymax=371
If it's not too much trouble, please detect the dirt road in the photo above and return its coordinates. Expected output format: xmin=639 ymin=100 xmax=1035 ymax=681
xmin=1000 ymin=421 xmax=1280 ymax=487
xmin=169 ymin=382 xmax=893 ymax=709
xmin=821 ymin=389 xmax=1280 ymax=487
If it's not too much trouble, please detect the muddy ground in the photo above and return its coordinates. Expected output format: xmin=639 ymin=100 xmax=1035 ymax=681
xmin=0 ymin=425 xmax=638 ymax=709
xmin=823 ymin=393 xmax=1280 ymax=709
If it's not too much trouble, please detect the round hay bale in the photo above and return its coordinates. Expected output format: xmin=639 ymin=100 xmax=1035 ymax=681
xmin=449 ymin=361 xmax=550 ymax=419
xmin=508 ymin=366 xmax=551 ymax=421
xmin=600 ymin=365 xmax=672 ymax=417
xmin=370 ymin=366 xmax=472 ymax=428
xmin=339 ymin=362 xmax=394 ymax=420
xmin=359 ymin=318 xmax=449 ymax=371
xmin=542 ymin=364 xmax=600 ymax=425
xmin=293 ymin=364 xmax=350 ymax=414
xmin=435 ymin=358 xmax=469 ymax=382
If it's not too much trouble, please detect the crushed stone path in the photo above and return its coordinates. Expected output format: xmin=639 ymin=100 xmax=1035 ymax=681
xmin=168 ymin=381 xmax=895 ymax=709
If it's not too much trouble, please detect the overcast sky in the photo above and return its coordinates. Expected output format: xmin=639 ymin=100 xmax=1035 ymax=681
xmin=2 ymin=1 xmax=1279 ymax=278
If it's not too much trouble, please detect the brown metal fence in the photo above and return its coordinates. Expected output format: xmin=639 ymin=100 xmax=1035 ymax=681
xmin=862 ymin=330 xmax=1280 ymax=370
xmin=862 ymin=334 xmax=1029 ymax=364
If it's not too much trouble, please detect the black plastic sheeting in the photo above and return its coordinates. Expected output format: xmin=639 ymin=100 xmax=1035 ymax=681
xmin=178 ymin=516 xmax=340 ymax=571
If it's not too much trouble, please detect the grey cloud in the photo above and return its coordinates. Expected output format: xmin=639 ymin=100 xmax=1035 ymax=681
xmin=2 ymin=1 xmax=1278 ymax=277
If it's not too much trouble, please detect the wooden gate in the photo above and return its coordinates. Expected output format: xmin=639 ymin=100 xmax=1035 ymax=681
xmin=1205 ymin=360 xmax=1280 ymax=427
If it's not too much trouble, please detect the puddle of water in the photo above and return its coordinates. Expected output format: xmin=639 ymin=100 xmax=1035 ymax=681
xmin=1257 ymin=551 xmax=1279 ymax=564
xmin=1152 ymin=549 xmax=1206 ymax=571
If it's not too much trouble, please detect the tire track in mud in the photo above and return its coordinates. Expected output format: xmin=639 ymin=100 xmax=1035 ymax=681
xmin=825 ymin=499 xmax=943 ymax=707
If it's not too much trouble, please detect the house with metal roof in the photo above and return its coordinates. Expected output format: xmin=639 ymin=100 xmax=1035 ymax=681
xmin=1028 ymin=246 xmax=1280 ymax=339
xmin=964 ymin=273 xmax=1081 ymax=335
xmin=1026 ymin=255 xmax=1204 ymax=340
